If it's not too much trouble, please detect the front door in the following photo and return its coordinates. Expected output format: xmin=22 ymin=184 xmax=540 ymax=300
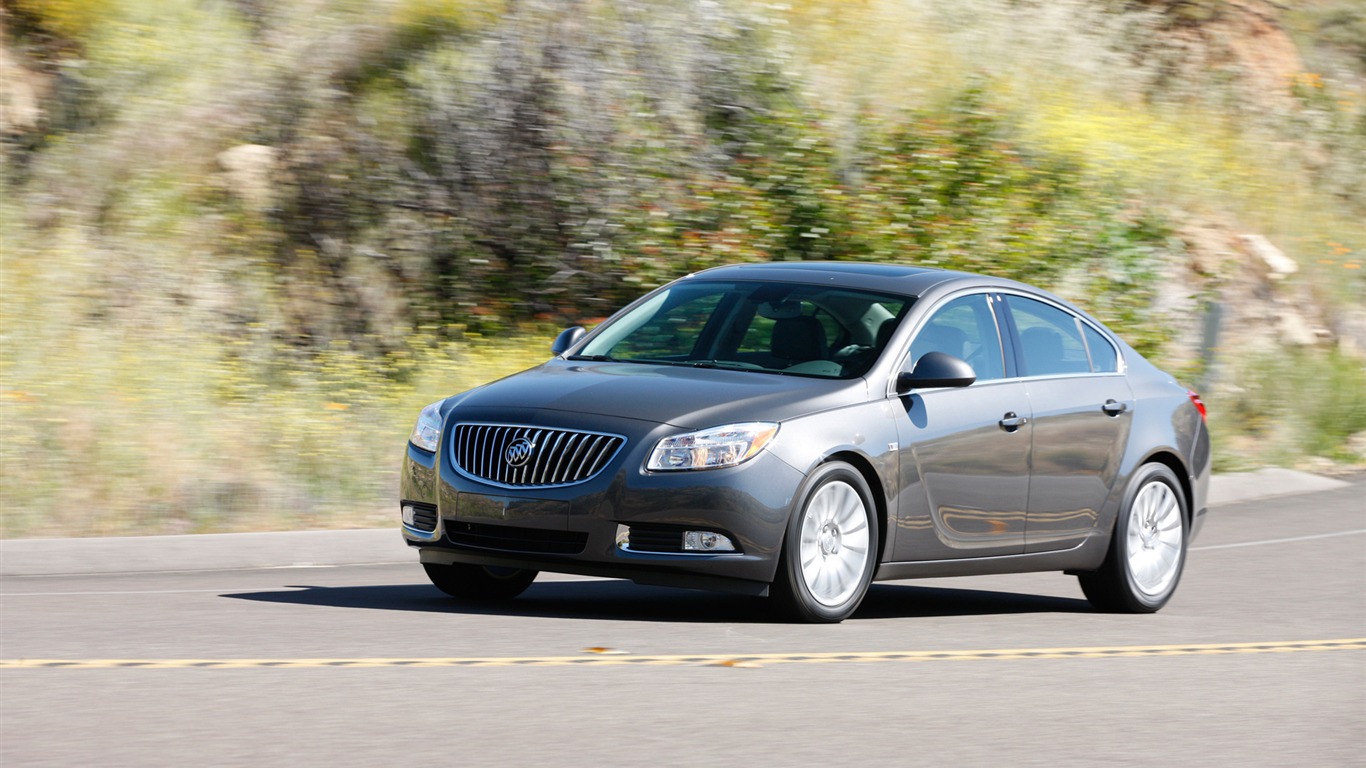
xmin=891 ymin=293 xmax=1031 ymax=561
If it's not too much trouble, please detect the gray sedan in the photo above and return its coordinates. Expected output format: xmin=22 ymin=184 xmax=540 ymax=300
xmin=401 ymin=262 xmax=1210 ymax=622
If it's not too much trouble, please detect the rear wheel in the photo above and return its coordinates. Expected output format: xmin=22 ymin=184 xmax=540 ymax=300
xmin=773 ymin=462 xmax=879 ymax=623
xmin=1079 ymin=463 xmax=1187 ymax=613
xmin=423 ymin=563 xmax=538 ymax=601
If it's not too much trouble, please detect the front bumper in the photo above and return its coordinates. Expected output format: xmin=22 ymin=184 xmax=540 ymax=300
xmin=400 ymin=412 xmax=806 ymax=595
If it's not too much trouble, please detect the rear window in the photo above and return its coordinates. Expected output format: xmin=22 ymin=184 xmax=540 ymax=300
xmin=1081 ymin=323 xmax=1119 ymax=373
xmin=1005 ymin=296 xmax=1091 ymax=377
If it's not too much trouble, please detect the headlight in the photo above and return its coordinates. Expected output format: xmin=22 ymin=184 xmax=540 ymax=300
xmin=647 ymin=422 xmax=778 ymax=471
xmin=408 ymin=400 xmax=444 ymax=452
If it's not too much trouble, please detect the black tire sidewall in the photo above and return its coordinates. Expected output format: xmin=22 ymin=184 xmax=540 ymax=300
xmin=423 ymin=562 xmax=537 ymax=600
xmin=778 ymin=461 xmax=879 ymax=623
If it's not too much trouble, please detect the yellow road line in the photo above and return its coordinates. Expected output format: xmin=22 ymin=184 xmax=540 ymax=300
xmin=3 ymin=638 xmax=1364 ymax=670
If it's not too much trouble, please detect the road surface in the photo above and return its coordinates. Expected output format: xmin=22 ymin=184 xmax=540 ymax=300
xmin=3 ymin=478 xmax=1363 ymax=766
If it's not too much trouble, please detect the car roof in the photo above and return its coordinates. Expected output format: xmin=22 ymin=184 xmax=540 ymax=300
xmin=685 ymin=261 xmax=1024 ymax=297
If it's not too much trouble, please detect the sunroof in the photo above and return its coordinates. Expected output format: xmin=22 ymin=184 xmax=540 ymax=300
xmin=745 ymin=262 xmax=938 ymax=277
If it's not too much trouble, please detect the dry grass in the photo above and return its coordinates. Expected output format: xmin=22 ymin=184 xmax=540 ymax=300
xmin=0 ymin=311 xmax=551 ymax=537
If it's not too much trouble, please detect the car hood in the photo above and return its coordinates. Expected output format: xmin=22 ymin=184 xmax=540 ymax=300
xmin=449 ymin=359 xmax=867 ymax=429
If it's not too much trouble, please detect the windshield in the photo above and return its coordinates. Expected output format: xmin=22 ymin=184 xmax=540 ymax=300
xmin=572 ymin=280 xmax=913 ymax=379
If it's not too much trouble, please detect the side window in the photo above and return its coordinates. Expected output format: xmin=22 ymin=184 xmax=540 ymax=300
xmin=909 ymin=294 xmax=1005 ymax=382
xmin=1082 ymin=323 xmax=1119 ymax=373
xmin=1005 ymin=296 xmax=1090 ymax=376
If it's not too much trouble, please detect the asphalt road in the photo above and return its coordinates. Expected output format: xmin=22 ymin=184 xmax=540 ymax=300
xmin=3 ymin=479 xmax=1363 ymax=767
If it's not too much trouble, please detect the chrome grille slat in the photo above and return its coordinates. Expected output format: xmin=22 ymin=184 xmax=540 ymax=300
xmin=516 ymin=427 xmax=537 ymax=486
xmin=462 ymin=426 xmax=476 ymax=482
xmin=493 ymin=426 xmax=510 ymax=485
xmin=552 ymin=433 xmax=582 ymax=485
xmin=560 ymin=434 xmax=590 ymax=484
xmin=532 ymin=430 xmax=563 ymax=484
xmin=585 ymin=436 xmax=614 ymax=477
xmin=571 ymin=435 xmax=603 ymax=479
xmin=471 ymin=425 xmax=483 ymax=482
xmin=481 ymin=426 xmax=497 ymax=484
xmin=450 ymin=423 xmax=626 ymax=489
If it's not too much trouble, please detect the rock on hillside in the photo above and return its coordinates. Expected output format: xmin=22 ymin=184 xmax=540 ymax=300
xmin=1159 ymin=218 xmax=1348 ymax=388
xmin=1132 ymin=0 xmax=1305 ymax=106
xmin=0 ymin=25 xmax=52 ymax=140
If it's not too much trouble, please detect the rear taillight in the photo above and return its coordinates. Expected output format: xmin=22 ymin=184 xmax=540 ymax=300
xmin=1187 ymin=390 xmax=1207 ymax=422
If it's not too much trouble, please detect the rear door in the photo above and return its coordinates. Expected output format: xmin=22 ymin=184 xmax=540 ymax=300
xmin=1001 ymin=294 xmax=1133 ymax=553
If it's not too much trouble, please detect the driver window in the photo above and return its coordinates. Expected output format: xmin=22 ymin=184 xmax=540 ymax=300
xmin=909 ymin=294 xmax=1005 ymax=382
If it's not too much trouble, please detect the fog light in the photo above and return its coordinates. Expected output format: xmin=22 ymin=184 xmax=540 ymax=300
xmin=401 ymin=504 xmax=417 ymax=526
xmin=684 ymin=530 xmax=735 ymax=552
xmin=615 ymin=524 xmax=630 ymax=550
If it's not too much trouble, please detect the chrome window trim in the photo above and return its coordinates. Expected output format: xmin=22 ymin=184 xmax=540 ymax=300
xmin=997 ymin=290 xmax=1126 ymax=377
xmin=884 ymin=287 xmax=1009 ymax=397
xmin=884 ymin=286 xmax=1127 ymax=398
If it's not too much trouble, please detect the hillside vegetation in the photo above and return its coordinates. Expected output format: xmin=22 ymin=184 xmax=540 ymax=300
xmin=2 ymin=0 xmax=1364 ymax=537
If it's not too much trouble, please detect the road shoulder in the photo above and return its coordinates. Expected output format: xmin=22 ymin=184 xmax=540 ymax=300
xmin=2 ymin=469 xmax=1355 ymax=578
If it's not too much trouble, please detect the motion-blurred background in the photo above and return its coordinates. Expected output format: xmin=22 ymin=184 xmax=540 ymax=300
xmin=2 ymin=0 xmax=1363 ymax=537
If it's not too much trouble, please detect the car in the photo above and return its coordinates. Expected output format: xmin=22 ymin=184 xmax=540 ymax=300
xmin=401 ymin=262 xmax=1210 ymax=622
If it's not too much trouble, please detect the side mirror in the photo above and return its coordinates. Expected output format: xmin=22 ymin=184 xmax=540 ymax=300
xmin=550 ymin=326 xmax=587 ymax=356
xmin=896 ymin=351 xmax=976 ymax=393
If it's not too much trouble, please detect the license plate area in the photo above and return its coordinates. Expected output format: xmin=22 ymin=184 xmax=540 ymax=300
xmin=454 ymin=492 xmax=569 ymax=529
xmin=446 ymin=494 xmax=582 ymax=554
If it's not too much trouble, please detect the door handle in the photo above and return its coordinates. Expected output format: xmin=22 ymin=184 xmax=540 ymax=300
xmin=1102 ymin=399 xmax=1128 ymax=416
xmin=999 ymin=412 xmax=1028 ymax=431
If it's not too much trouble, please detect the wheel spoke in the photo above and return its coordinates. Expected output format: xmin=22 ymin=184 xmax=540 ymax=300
xmin=1157 ymin=526 xmax=1182 ymax=548
xmin=798 ymin=479 xmax=872 ymax=607
xmin=1125 ymin=479 xmax=1185 ymax=597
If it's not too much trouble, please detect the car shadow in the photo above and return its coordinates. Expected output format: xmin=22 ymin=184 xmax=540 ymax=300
xmin=222 ymin=579 xmax=1092 ymax=623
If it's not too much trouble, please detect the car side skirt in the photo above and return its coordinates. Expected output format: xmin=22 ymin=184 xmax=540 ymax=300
xmin=874 ymin=534 xmax=1108 ymax=580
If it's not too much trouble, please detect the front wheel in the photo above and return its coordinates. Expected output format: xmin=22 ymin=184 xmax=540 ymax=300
xmin=772 ymin=462 xmax=879 ymax=623
xmin=423 ymin=563 xmax=538 ymax=601
xmin=1078 ymin=463 xmax=1188 ymax=613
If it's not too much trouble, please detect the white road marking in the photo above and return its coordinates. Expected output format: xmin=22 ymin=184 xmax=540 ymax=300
xmin=1 ymin=588 xmax=238 ymax=597
xmin=1193 ymin=528 xmax=1366 ymax=551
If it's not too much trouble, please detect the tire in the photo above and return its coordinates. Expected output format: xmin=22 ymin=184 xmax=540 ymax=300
xmin=1078 ymin=463 xmax=1188 ymax=613
xmin=423 ymin=562 xmax=538 ymax=601
xmin=772 ymin=462 xmax=880 ymax=623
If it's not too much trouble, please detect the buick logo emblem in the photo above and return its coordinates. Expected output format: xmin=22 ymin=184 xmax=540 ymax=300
xmin=504 ymin=438 xmax=535 ymax=467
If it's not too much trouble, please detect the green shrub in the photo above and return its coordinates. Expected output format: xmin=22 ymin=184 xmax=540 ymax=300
xmin=1211 ymin=348 xmax=1366 ymax=470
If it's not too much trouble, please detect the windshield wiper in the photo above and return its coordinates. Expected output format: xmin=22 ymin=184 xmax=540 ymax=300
xmin=567 ymin=355 xmax=762 ymax=371
xmin=688 ymin=359 xmax=759 ymax=370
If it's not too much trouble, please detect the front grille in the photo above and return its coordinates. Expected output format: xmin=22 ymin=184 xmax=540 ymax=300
xmin=450 ymin=423 xmax=626 ymax=488
xmin=444 ymin=520 xmax=588 ymax=555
